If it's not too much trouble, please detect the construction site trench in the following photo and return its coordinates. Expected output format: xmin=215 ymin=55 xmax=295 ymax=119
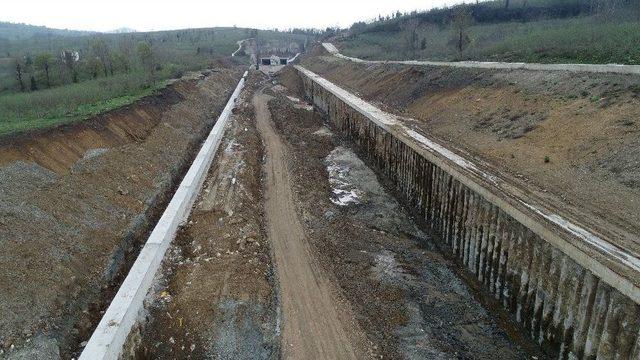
xmin=3 ymin=50 xmax=640 ymax=360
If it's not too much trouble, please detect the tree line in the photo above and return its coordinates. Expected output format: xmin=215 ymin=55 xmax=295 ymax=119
xmin=11 ymin=36 xmax=157 ymax=93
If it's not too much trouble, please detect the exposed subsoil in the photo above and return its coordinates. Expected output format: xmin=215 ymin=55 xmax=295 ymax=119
xmin=296 ymin=54 xmax=640 ymax=255
xmin=135 ymin=74 xmax=279 ymax=360
xmin=267 ymin=76 xmax=546 ymax=359
xmin=0 ymin=64 xmax=243 ymax=359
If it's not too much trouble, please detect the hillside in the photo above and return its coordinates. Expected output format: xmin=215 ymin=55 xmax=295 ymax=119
xmin=0 ymin=22 xmax=93 ymax=42
xmin=337 ymin=0 xmax=640 ymax=64
xmin=0 ymin=22 xmax=310 ymax=136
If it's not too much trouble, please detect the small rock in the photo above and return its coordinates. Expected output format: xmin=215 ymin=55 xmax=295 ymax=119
xmin=324 ymin=210 xmax=335 ymax=220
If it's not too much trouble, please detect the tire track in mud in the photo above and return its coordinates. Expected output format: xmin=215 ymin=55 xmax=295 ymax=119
xmin=253 ymin=92 xmax=366 ymax=359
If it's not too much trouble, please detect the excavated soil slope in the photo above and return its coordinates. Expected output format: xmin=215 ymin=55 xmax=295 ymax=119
xmin=295 ymin=56 xmax=640 ymax=254
xmin=0 ymin=65 xmax=243 ymax=359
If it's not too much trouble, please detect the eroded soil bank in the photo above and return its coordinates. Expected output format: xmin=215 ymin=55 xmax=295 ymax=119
xmin=0 ymin=63 xmax=244 ymax=359
xmin=296 ymin=54 xmax=640 ymax=254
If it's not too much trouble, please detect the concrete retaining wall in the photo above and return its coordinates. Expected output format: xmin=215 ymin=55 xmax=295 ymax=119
xmin=79 ymin=71 xmax=248 ymax=360
xmin=296 ymin=65 xmax=640 ymax=359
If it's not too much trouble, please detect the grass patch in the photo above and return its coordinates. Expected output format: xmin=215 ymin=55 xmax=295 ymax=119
xmin=0 ymin=72 xmax=168 ymax=136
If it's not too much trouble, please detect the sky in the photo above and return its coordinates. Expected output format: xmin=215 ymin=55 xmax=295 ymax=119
xmin=1 ymin=0 xmax=459 ymax=32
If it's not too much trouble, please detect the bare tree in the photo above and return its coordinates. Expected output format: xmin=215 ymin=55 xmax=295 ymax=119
xmin=401 ymin=18 xmax=420 ymax=54
xmin=90 ymin=37 xmax=112 ymax=77
xmin=15 ymin=61 xmax=25 ymax=92
xmin=590 ymin=0 xmax=620 ymax=21
xmin=61 ymin=50 xmax=78 ymax=83
xmin=451 ymin=7 xmax=473 ymax=56
xmin=137 ymin=41 xmax=155 ymax=85
xmin=35 ymin=53 xmax=52 ymax=88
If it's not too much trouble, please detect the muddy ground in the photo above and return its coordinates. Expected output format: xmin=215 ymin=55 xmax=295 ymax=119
xmin=135 ymin=74 xmax=279 ymax=360
xmin=0 ymin=63 xmax=243 ymax=359
xmin=296 ymin=54 xmax=640 ymax=255
xmin=266 ymin=78 xmax=546 ymax=359
xmin=130 ymin=70 xmax=548 ymax=359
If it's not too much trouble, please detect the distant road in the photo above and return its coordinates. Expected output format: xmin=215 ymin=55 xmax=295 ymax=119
xmin=322 ymin=43 xmax=640 ymax=75
xmin=232 ymin=38 xmax=251 ymax=57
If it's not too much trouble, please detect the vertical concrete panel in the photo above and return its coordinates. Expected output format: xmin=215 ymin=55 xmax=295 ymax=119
xmin=584 ymin=281 xmax=612 ymax=358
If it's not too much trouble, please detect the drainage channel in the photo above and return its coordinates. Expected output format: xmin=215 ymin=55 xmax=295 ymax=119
xmin=79 ymin=71 xmax=248 ymax=360
xmin=295 ymin=65 xmax=640 ymax=359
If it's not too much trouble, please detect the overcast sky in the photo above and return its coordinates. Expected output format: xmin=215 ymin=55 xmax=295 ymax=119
xmin=2 ymin=0 xmax=460 ymax=32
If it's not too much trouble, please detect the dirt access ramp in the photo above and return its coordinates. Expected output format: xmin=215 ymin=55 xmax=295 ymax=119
xmin=298 ymin=53 xmax=640 ymax=256
xmin=255 ymin=91 xmax=369 ymax=359
xmin=0 ymin=64 xmax=244 ymax=359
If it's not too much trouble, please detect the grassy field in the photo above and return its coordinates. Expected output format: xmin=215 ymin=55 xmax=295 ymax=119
xmin=338 ymin=3 xmax=640 ymax=64
xmin=0 ymin=72 xmax=168 ymax=136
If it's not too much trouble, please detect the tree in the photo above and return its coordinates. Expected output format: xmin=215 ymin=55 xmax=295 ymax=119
xmin=87 ymin=57 xmax=101 ymax=79
xmin=35 ymin=52 xmax=53 ymax=88
xmin=137 ymin=41 xmax=155 ymax=84
xmin=30 ymin=75 xmax=37 ymax=91
xmin=61 ymin=49 xmax=78 ymax=84
xmin=111 ymin=51 xmax=130 ymax=73
xmin=15 ymin=61 xmax=25 ymax=92
xmin=451 ymin=7 xmax=473 ymax=55
xmin=90 ymin=37 xmax=111 ymax=77
xmin=401 ymin=18 xmax=420 ymax=54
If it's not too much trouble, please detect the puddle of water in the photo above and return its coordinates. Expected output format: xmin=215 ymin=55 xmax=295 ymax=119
xmin=286 ymin=95 xmax=314 ymax=111
xmin=313 ymin=126 xmax=333 ymax=137
xmin=325 ymin=147 xmax=363 ymax=206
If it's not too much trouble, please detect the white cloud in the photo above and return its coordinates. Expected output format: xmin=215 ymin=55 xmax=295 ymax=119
xmin=1 ymin=0 xmax=459 ymax=32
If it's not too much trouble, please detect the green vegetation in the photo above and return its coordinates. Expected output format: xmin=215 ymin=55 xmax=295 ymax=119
xmin=338 ymin=0 xmax=640 ymax=64
xmin=0 ymin=72 xmax=167 ymax=135
xmin=0 ymin=23 xmax=311 ymax=136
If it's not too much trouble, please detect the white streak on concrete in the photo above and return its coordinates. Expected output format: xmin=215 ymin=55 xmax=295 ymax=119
xmin=79 ymin=71 xmax=249 ymax=360
xmin=521 ymin=201 xmax=640 ymax=274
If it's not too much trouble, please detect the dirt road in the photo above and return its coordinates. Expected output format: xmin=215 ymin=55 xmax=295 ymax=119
xmin=253 ymin=92 xmax=365 ymax=359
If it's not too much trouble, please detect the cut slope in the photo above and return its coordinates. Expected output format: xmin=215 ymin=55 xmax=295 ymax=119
xmin=297 ymin=55 xmax=640 ymax=254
